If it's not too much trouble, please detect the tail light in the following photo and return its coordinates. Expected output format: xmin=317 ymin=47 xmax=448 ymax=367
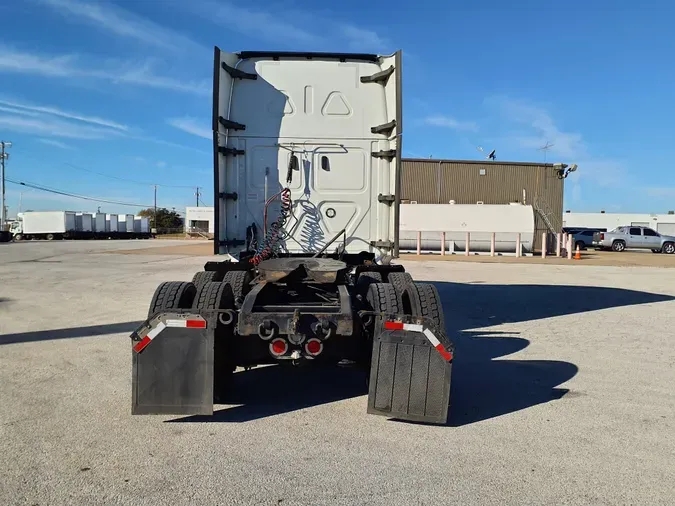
xmin=600 ymin=233 xmax=604 ymax=240
xmin=269 ymin=338 xmax=288 ymax=357
xmin=305 ymin=338 xmax=323 ymax=357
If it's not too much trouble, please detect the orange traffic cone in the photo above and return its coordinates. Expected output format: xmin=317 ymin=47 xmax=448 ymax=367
xmin=574 ymin=245 xmax=581 ymax=260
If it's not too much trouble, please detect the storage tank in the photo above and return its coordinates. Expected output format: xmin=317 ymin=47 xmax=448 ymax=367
xmin=398 ymin=204 xmax=536 ymax=253
xmin=107 ymin=214 xmax=118 ymax=233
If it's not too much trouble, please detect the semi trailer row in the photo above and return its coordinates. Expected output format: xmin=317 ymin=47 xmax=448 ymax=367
xmin=130 ymin=48 xmax=455 ymax=424
xmin=10 ymin=211 xmax=151 ymax=240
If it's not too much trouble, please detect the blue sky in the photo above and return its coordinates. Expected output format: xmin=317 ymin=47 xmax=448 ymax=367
xmin=0 ymin=0 xmax=673 ymax=216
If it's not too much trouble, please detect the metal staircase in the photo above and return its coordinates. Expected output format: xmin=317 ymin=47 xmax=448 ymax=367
xmin=534 ymin=198 xmax=559 ymax=234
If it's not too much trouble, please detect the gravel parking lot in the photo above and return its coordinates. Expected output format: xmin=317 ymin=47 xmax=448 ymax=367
xmin=2 ymin=240 xmax=675 ymax=505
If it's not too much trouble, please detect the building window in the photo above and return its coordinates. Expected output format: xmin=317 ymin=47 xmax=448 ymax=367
xmin=479 ymin=168 xmax=486 ymax=176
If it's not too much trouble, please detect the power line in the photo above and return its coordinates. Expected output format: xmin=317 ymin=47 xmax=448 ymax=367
xmin=6 ymin=178 xmax=153 ymax=208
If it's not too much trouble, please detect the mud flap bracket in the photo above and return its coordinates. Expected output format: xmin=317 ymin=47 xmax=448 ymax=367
xmin=131 ymin=312 xmax=214 ymax=415
xmin=367 ymin=314 xmax=454 ymax=424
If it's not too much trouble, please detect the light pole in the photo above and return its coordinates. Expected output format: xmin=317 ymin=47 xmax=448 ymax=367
xmin=1 ymin=141 xmax=11 ymax=230
xmin=18 ymin=188 xmax=33 ymax=214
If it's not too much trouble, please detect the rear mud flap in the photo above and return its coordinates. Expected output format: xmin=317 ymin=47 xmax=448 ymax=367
xmin=130 ymin=312 xmax=214 ymax=415
xmin=367 ymin=315 xmax=454 ymax=424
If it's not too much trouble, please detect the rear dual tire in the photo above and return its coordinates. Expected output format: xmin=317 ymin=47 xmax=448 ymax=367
xmin=147 ymin=281 xmax=197 ymax=318
xmin=193 ymin=281 xmax=236 ymax=403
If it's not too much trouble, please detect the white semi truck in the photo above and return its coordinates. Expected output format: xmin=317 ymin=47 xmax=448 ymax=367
xmin=130 ymin=49 xmax=454 ymax=424
xmin=10 ymin=211 xmax=151 ymax=240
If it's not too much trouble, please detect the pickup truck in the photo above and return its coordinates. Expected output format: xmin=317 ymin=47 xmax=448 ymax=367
xmin=593 ymin=226 xmax=675 ymax=254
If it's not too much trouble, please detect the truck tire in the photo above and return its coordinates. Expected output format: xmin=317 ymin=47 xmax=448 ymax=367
xmin=222 ymin=271 xmax=251 ymax=306
xmin=365 ymin=282 xmax=400 ymax=314
xmin=192 ymin=270 xmax=221 ymax=291
xmin=401 ymin=282 xmax=446 ymax=331
xmin=386 ymin=272 xmax=413 ymax=291
xmin=663 ymin=242 xmax=675 ymax=254
xmin=192 ymin=281 xmax=235 ymax=311
xmin=612 ymin=240 xmax=626 ymax=252
xmin=147 ymin=281 xmax=197 ymax=318
xmin=13 ymin=234 xmax=22 ymax=241
xmin=575 ymin=240 xmax=586 ymax=251
xmin=357 ymin=271 xmax=383 ymax=293
xmin=46 ymin=233 xmax=55 ymax=241
xmin=192 ymin=281 xmax=236 ymax=403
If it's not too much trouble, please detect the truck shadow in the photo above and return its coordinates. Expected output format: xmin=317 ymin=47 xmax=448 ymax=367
xmin=0 ymin=321 xmax=142 ymax=345
xmin=173 ymin=364 xmax=368 ymax=424
xmin=173 ymin=282 xmax=673 ymax=425
xmin=435 ymin=282 xmax=672 ymax=426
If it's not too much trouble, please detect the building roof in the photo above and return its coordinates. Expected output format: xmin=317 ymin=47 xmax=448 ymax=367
xmin=403 ymin=158 xmax=555 ymax=168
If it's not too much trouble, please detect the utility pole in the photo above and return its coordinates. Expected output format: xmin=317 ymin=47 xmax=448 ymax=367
xmin=1 ymin=141 xmax=11 ymax=230
xmin=153 ymin=185 xmax=158 ymax=231
xmin=195 ymin=186 xmax=201 ymax=207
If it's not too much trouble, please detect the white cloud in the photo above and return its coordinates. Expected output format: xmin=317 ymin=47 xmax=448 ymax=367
xmin=0 ymin=105 xmax=41 ymax=117
xmin=643 ymin=187 xmax=675 ymax=198
xmin=485 ymin=96 xmax=585 ymax=158
xmin=0 ymin=46 xmax=210 ymax=96
xmin=424 ymin=115 xmax=479 ymax=132
xmin=0 ymin=98 xmax=127 ymax=131
xmin=38 ymin=138 xmax=74 ymax=149
xmin=156 ymin=161 xmax=167 ymax=168
xmin=0 ymin=115 xmax=122 ymax=139
xmin=167 ymin=117 xmax=211 ymax=140
xmin=190 ymin=1 xmax=320 ymax=45
xmin=35 ymin=0 xmax=204 ymax=53
xmin=340 ymin=25 xmax=388 ymax=50
xmin=186 ymin=2 xmax=387 ymax=49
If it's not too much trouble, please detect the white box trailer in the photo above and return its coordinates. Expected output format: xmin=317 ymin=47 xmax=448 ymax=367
xmin=125 ymin=214 xmax=135 ymax=233
xmin=117 ymin=214 xmax=127 ymax=233
xmin=134 ymin=217 xmax=150 ymax=233
xmin=13 ymin=211 xmax=76 ymax=240
xmin=77 ymin=213 xmax=93 ymax=232
xmin=131 ymin=49 xmax=454 ymax=425
xmin=94 ymin=213 xmax=106 ymax=232
xmin=107 ymin=214 xmax=118 ymax=233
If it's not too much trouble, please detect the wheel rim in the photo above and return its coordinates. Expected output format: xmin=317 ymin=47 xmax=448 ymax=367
xmin=615 ymin=243 xmax=624 ymax=251
xmin=666 ymin=244 xmax=674 ymax=254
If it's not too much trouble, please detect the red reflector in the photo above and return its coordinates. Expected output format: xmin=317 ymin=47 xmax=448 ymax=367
xmin=133 ymin=335 xmax=152 ymax=353
xmin=435 ymin=343 xmax=453 ymax=362
xmin=186 ymin=320 xmax=206 ymax=328
xmin=384 ymin=321 xmax=404 ymax=330
xmin=306 ymin=339 xmax=322 ymax=355
xmin=270 ymin=338 xmax=287 ymax=356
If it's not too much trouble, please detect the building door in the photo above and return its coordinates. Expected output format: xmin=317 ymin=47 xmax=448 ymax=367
xmin=657 ymin=223 xmax=675 ymax=236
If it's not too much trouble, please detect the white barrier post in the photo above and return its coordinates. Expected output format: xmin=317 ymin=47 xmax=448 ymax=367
xmin=556 ymin=233 xmax=562 ymax=257
xmin=567 ymin=235 xmax=573 ymax=259
xmin=490 ymin=232 xmax=496 ymax=257
xmin=465 ymin=232 xmax=470 ymax=256
xmin=541 ymin=232 xmax=547 ymax=258
xmin=416 ymin=231 xmax=421 ymax=256
xmin=440 ymin=232 xmax=446 ymax=256
xmin=516 ymin=233 xmax=521 ymax=257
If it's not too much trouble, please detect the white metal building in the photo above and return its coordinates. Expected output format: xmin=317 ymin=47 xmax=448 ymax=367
xmin=563 ymin=212 xmax=675 ymax=235
xmin=185 ymin=207 xmax=215 ymax=234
